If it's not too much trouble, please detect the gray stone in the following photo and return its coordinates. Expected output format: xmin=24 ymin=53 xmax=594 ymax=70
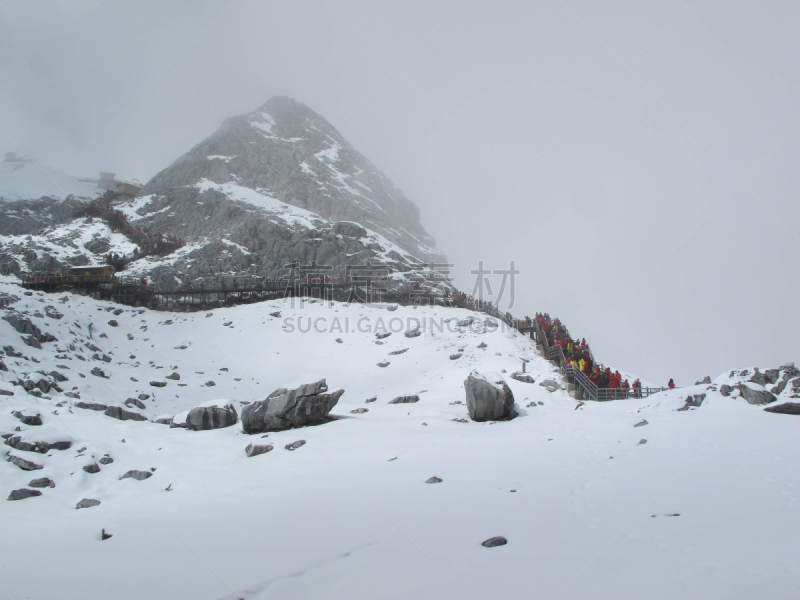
xmin=389 ymin=395 xmax=419 ymax=404
xmin=91 ymin=367 xmax=108 ymax=378
xmin=99 ymin=456 xmax=114 ymax=465
xmin=204 ymin=381 xmax=216 ymax=387
xmin=8 ymin=488 xmax=42 ymax=501
xmin=119 ymin=470 xmax=153 ymax=481
xmin=104 ymin=406 xmax=148 ymax=421
xmin=695 ymin=376 xmax=711 ymax=385
xmin=388 ymin=348 xmax=408 ymax=355
xmin=464 ymin=373 xmax=515 ymax=422
xmin=481 ymin=536 xmax=507 ymax=548
xmin=719 ymin=384 xmax=735 ymax=397
xmin=539 ymin=379 xmax=562 ymax=392
xmin=165 ymin=372 xmax=181 ymax=380
xmin=242 ymin=380 xmax=343 ymax=433
xmin=771 ymin=379 xmax=789 ymax=395
xmin=76 ymin=498 xmax=101 ymax=509
xmin=28 ymin=477 xmax=55 ymax=488
xmin=449 ymin=353 xmax=462 ymax=360
xmin=765 ymin=369 xmax=780 ymax=385
xmin=638 ymin=439 xmax=647 ymax=445
xmin=12 ymin=410 xmax=42 ymax=426
xmin=125 ymin=398 xmax=146 ymax=410
xmin=510 ymin=372 xmax=535 ymax=384
xmin=7 ymin=455 xmax=43 ymax=471
xmin=425 ymin=476 xmax=443 ymax=484
xmin=83 ymin=463 xmax=101 ymax=474
xmin=75 ymin=402 xmax=108 ymax=411
xmin=245 ymin=443 xmax=273 ymax=457
xmin=376 ymin=332 xmax=392 ymax=339
xmin=350 ymin=408 xmax=369 ymax=414
xmin=285 ymin=440 xmax=306 ymax=451
xmin=763 ymin=402 xmax=800 ymax=415
xmin=185 ymin=403 xmax=238 ymax=431
xmin=377 ymin=361 xmax=390 ymax=368
xmin=150 ymin=381 xmax=167 ymax=388
xmin=678 ymin=394 xmax=706 ymax=411
xmin=737 ymin=384 xmax=777 ymax=406
xmin=108 ymin=320 xmax=118 ymax=327
xmin=405 ymin=329 xmax=421 ymax=338
xmin=634 ymin=419 xmax=648 ymax=427
xmin=748 ymin=369 xmax=768 ymax=386
xmin=2 ymin=312 xmax=57 ymax=345
xmin=153 ymin=416 xmax=173 ymax=425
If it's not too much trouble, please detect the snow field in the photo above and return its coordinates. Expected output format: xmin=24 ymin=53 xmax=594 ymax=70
xmin=0 ymin=280 xmax=798 ymax=600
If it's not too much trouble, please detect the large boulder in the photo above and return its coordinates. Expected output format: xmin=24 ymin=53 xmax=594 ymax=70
xmin=185 ymin=402 xmax=238 ymax=431
xmin=763 ymin=402 xmax=800 ymax=415
xmin=464 ymin=372 xmax=516 ymax=422
xmin=241 ymin=380 xmax=343 ymax=433
xmin=736 ymin=383 xmax=776 ymax=406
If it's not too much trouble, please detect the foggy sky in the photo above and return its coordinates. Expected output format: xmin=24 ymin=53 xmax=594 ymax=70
xmin=1 ymin=0 xmax=798 ymax=386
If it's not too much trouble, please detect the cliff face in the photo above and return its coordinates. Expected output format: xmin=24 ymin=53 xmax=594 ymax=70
xmin=139 ymin=96 xmax=442 ymax=268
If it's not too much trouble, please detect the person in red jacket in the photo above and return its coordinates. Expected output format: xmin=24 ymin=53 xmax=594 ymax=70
xmin=668 ymin=378 xmax=675 ymax=389
xmin=580 ymin=338 xmax=586 ymax=351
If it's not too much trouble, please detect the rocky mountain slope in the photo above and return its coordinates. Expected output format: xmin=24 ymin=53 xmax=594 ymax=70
xmin=0 ymin=98 xmax=447 ymax=291
xmin=1 ymin=276 xmax=798 ymax=600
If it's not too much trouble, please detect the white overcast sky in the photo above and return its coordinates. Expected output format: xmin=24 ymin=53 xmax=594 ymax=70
xmin=1 ymin=0 xmax=798 ymax=386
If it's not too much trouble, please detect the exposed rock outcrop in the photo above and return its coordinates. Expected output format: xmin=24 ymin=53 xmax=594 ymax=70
xmin=241 ymin=380 xmax=343 ymax=433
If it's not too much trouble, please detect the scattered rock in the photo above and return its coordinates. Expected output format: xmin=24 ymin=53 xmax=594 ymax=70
xmin=404 ymin=329 xmax=421 ymax=338
xmin=510 ymin=372 xmax=535 ymax=384
xmin=241 ymin=380 xmax=343 ymax=433
xmin=477 ymin=342 xmax=487 ymax=349
xmin=119 ymin=470 xmax=153 ymax=481
xmin=425 ymin=476 xmax=443 ymax=484
xmin=574 ymin=401 xmax=584 ymax=410
xmin=765 ymin=369 xmax=780 ymax=385
xmin=104 ymin=406 xmax=148 ymax=421
xmin=763 ymin=402 xmax=800 ymax=415
xmin=28 ymin=477 xmax=55 ymax=488
xmin=12 ymin=410 xmax=42 ymax=426
xmin=99 ymin=456 xmax=114 ymax=465
xmin=376 ymin=332 xmax=391 ymax=340
xmin=638 ymin=439 xmax=647 ymax=445
xmin=389 ymin=395 xmax=419 ymax=404
xmin=388 ymin=348 xmax=408 ymax=355
xmin=166 ymin=372 xmax=180 ymax=381
xmin=285 ymin=440 xmax=306 ymax=451
xmin=748 ymin=369 xmax=768 ymax=386
xmin=8 ymin=488 xmax=42 ymax=501
xmin=102 ymin=529 xmax=113 ymax=540
xmin=108 ymin=320 xmax=118 ymax=327
xmin=83 ymin=463 xmax=101 ymax=474
xmin=76 ymin=498 xmax=101 ymax=509
xmin=695 ymin=376 xmax=711 ymax=385
xmin=150 ymin=381 xmax=167 ymax=388
xmin=482 ymin=536 xmax=507 ymax=548
xmin=91 ymin=367 xmax=108 ymax=378
xmin=246 ymin=443 xmax=273 ymax=457
xmin=539 ymin=379 xmax=562 ymax=392
xmin=452 ymin=418 xmax=468 ymax=423
xmin=450 ymin=353 xmax=462 ymax=360
xmin=204 ymin=381 xmax=216 ymax=387
xmin=736 ymin=384 xmax=776 ymax=405
xmin=365 ymin=397 xmax=377 ymax=403
xmin=464 ymin=372 xmax=515 ymax=421
xmin=125 ymin=398 xmax=146 ymax=410
xmin=350 ymin=408 xmax=369 ymax=414
xmin=185 ymin=403 xmax=238 ymax=431
xmin=75 ymin=402 xmax=108 ymax=411
xmin=7 ymin=455 xmax=43 ymax=471
xmin=377 ymin=361 xmax=390 ymax=368
xmin=634 ymin=419 xmax=649 ymax=427
xmin=719 ymin=384 xmax=735 ymax=397
xmin=677 ymin=394 xmax=705 ymax=411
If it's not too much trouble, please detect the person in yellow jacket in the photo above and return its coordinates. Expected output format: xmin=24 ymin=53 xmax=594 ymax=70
xmin=579 ymin=358 xmax=586 ymax=372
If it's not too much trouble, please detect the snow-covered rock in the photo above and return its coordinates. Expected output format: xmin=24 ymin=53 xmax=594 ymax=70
xmin=464 ymin=371 xmax=515 ymax=421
